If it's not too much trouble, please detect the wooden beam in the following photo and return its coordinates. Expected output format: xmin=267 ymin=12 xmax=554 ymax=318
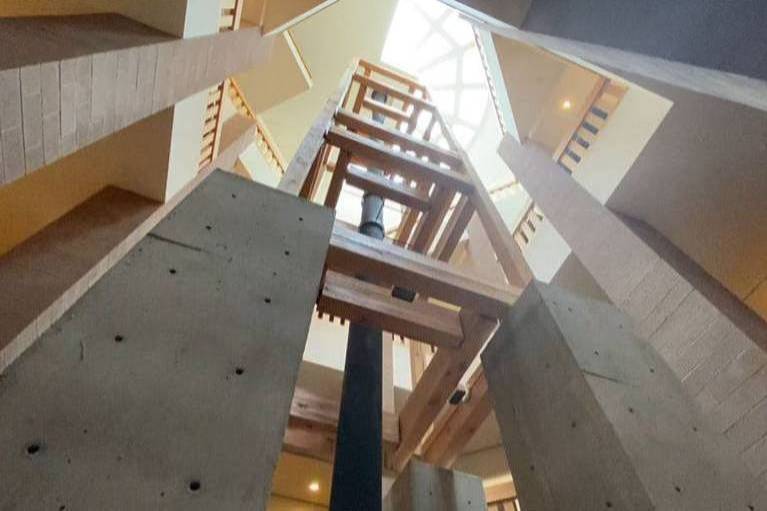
xmin=352 ymin=73 xmax=435 ymax=111
xmin=324 ymin=150 xmax=350 ymax=208
xmin=325 ymin=126 xmax=474 ymax=193
xmin=485 ymin=481 xmax=518 ymax=504
xmin=433 ymin=196 xmax=474 ymax=261
xmin=422 ymin=370 xmax=492 ymax=467
xmin=428 ymin=108 xmax=533 ymax=287
xmin=318 ymin=271 xmax=464 ymax=348
xmin=409 ymin=188 xmax=455 ymax=253
xmin=335 ymin=109 xmax=461 ymax=167
xmin=327 ymin=224 xmax=520 ymax=316
xmin=359 ymin=59 xmax=425 ymax=92
xmin=345 ymin=164 xmax=431 ymax=211
xmin=362 ymin=97 xmax=410 ymax=124
xmin=391 ymin=310 xmax=497 ymax=471
xmin=278 ymin=61 xmax=355 ymax=195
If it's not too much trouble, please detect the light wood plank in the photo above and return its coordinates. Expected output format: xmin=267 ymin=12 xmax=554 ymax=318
xmin=353 ymin=73 xmax=434 ymax=111
xmin=327 ymin=224 xmax=520 ymax=316
xmin=318 ymin=271 xmax=464 ymax=348
xmin=325 ymin=126 xmax=474 ymax=193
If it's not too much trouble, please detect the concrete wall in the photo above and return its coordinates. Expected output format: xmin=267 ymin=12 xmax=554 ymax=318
xmin=606 ymin=74 xmax=767 ymax=322
xmin=0 ymin=172 xmax=334 ymax=510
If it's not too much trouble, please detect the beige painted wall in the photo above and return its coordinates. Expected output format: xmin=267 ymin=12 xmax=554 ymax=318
xmin=235 ymin=31 xmax=312 ymax=114
xmin=261 ymin=0 xmax=398 ymax=160
xmin=0 ymin=110 xmax=173 ymax=255
xmin=0 ymin=0 xmax=190 ymax=36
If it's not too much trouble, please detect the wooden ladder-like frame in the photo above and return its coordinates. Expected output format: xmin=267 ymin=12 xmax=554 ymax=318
xmin=279 ymin=59 xmax=534 ymax=473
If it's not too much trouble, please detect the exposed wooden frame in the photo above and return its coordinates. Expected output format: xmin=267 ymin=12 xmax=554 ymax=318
xmin=390 ymin=311 xmax=497 ymax=471
xmin=344 ymin=165 xmax=431 ymax=211
xmin=318 ymin=271 xmax=464 ymax=348
xmin=352 ymin=73 xmax=435 ymax=112
xmin=327 ymin=225 xmax=520 ymax=316
xmin=325 ymin=126 xmax=473 ymax=193
xmin=278 ymin=60 xmax=357 ymax=195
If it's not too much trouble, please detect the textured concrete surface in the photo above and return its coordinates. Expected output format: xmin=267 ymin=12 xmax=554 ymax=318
xmin=499 ymin=136 xmax=767 ymax=481
xmin=483 ymin=282 xmax=767 ymax=510
xmin=0 ymin=15 xmax=272 ymax=185
xmin=383 ymin=459 xmax=486 ymax=511
xmin=0 ymin=171 xmax=334 ymax=510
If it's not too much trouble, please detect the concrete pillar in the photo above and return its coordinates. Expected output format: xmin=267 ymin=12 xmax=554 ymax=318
xmin=0 ymin=14 xmax=272 ymax=185
xmin=442 ymin=1 xmax=767 ymax=112
xmin=383 ymin=460 xmax=486 ymax=511
xmin=483 ymin=281 xmax=767 ymax=510
xmin=498 ymin=137 xmax=767 ymax=478
xmin=0 ymin=172 xmax=334 ymax=510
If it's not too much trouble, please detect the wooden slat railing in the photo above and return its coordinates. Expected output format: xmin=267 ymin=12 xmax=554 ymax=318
xmin=227 ymin=78 xmax=287 ymax=174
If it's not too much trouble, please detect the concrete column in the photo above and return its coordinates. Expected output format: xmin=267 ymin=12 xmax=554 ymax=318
xmin=0 ymin=172 xmax=334 ymax=510
xmin=0 ymin=14 xmax=272 ymax=186
xmin=383 ymin=460 xmax=486 ymax=511
xmin=483 ymin=282 xmax=767 ymax=510
xmin=498 ymin=137 xmax=767 ymax=478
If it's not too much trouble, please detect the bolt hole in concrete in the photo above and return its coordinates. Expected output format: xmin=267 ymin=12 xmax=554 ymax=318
xmin=169 ymin=268 xmax=177 ymax=275
xmin=25 ymin=443 xmax=41 ymax=455
xmin=189 ymin=480 xmax=201 ymax=493
xmin=675 ymin=485 xmax=682 ymax=493
xmin=235 ymin=367 xmax=244 ymax=376
xmin=231 ymin=193 xmax=237 ymax=199
xmin=114 ymin=335 xmax=124 ymax=343
xmin=606 ymin=501 xmax=613 ymax=508
xmin=264 ymin=297 xmax=272 ymax=304
xmin=284 ymin=250 xmax=290 ymax=256
xmin=205 ymin=225 xmax=212 ymax=231
xmin=299 ymin=217 xmax=304 ymax=222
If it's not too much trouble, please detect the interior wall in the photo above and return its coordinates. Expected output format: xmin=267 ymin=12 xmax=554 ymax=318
xmin=260 ymin=0 xmax=398 ymax=160
xmin=0 ymin=109 xmax=173 ymax=255
xmin=606 ymin=73 xmax=767 ymax=321
xmin=521 ymin=0 xmax=767 ymax=81
xmin=0 ymin=0 xmax=190 ymax=36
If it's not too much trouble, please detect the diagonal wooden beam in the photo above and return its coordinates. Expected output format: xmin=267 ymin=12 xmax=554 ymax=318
xmin=344 ymin=164 xmax=431 ymax=211
xmin=390 ymin=310 xmax=498 ymax=471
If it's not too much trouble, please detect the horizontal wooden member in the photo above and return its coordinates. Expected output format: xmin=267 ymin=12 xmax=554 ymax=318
xmin=362 ymin=98 xmax=410 ymax=124
xmin=353 ymin=73 xmax=434 ymax=111
xmin=327 ymin=224 xmax=520 ymax=317
xmin=358 ymin=60 xmax=425 ymax=92
xmin=325 ymin=126 xmax=473 ymax=194
xmin=345 ymin=165 xmax=431 ymax=211
xmin=335 ymin=109 xmax=461 ymax=168
xmin=290 ymin=384 xmax=399 ymax=444
xmin=318 ymin=271 xmax=464 ymax=348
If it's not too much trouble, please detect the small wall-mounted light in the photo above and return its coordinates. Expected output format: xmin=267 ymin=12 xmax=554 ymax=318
xmin=561 ymin=99 xmax=572 ymax=110
xmin=308 ymin=481 xmax=320 ymax=493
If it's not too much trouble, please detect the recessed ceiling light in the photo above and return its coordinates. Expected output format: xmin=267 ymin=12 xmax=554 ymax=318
xmin=561 ymin=99 xmax=572 ymax=110
xmin=308 ymin=481 xmax=320 ymax=493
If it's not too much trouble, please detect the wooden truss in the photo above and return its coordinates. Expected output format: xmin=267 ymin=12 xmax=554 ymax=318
xmin=279 ymin=59 xmax=533 ymax=472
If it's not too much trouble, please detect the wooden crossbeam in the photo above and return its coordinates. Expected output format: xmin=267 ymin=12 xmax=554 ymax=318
xmin=353 ymin=73 xmax=435 ymax=111
xmin=318 ymin=271 xmax=463 ymax=348
xmin=325 ymin=150 xmax=351 ymax=207
xmin=391 ymin=311 xmax=497 ymax=471
xmin=359 ymin=60 xmax=425 ymax=93
xmin=421 ymin=370 xmax=491 ymax=467
xmin=335 ymin=110 xmax=462 ymax=167
xmin=345 ymin=165 xmax=431 ymax=211
xmin=363 ymin=97 xmax=410 ymax=124
xmin=327 ymin=225 xmax=520 ymax=316
xmin=325 ymin=126 xmax=473 ymax=193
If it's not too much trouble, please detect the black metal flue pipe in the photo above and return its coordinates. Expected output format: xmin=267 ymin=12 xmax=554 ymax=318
xmin=329 ymin=90 xmax=388 ymax=511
